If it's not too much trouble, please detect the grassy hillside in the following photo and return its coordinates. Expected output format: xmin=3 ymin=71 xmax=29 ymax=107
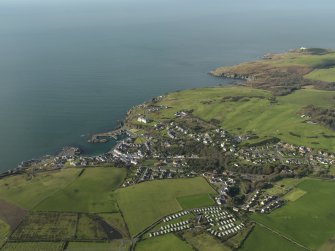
xmin=116 ymin=177 xmax=216 ymax=236
xmin=305 ymin=68 xmax=335 ymax=82
xmin=251 ymin=179 xmax=335 ymax=250
xmin=0 ymin=168 xmax=80 ymax=209
xmin=35 ymin=167 xmax=126 ymax=213
xmin=137 ymin=86 xmax=335 ymax=152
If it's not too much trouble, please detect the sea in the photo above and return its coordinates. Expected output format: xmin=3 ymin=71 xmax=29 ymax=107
xmin=0 ymin=0 xmax=335 ymax=171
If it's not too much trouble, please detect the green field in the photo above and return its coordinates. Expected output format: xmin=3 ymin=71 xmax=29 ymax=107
xmin=98 ymin=213 xmax=129 ymax=238
xmin=135 ymin=234 xmax=193 ymax=251
xmin=66 ymin=241 xmax=131 ymax=251
xmin=177 ymin=193 xmax=215 ymax=210
xmin=35 ymin=167 xmax=126 ymax=213
xmin=143 ymin=86 xmax=335 ymax=152
xmin=283 ymin=188 xmax=306 ymax=202
xmin=239 ymin=225 xmax=304 ymax=251
xmin=116 ymin=177 xmax=216 ymax=236
xmin=76 ymin=214 xmax=107 ymax=240
xmin=252 ymin=179 xmax=335 ymax=250
xmin=2 ymin=242 xmax=64 ymax=251
xmin=0 ymin=219 xmax=10 ymax=247
xmin=0 ymin=168 xmax=80 ymax=209
xmin=183 ymin=232 xmax=231 ymax=251
xmin=305 ymin=67 xmax=335 ymax=82
xmin=266 ymin=178 xmax=305 ymax=196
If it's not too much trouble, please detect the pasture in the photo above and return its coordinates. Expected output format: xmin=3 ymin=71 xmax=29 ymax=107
xmin=135 ymin=234 xmax=193 ymax=251
xmin=251 ymin=179 xmax=335 ymax=250
xmin=177 ymin=193 xmax=215 ymax=210
xmin=151 ymin=86 xmax=335 ymax=152
xmin=305 ymin=67 xmax=335 ymax=82
xmin=0 ymin=168 xmax=80 ymax=209
xmin=239 ymin=225 xmax=304 ymax=251
xmin=34 ymin=167 xmax=126 ymax=213
xmin=116 ymin=177 xmax=216 ymax=236
xmin=65 ymin=240 xmax=131 ymax=251
xmin=182 ymin=232 xmax=231 ymax=251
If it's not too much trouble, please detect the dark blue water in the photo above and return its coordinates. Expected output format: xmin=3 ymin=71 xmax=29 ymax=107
xmin=0 ymin=0 xmax=335 ymax=170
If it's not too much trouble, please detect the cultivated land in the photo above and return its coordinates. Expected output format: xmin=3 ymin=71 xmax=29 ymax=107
xmin=10 ymin=212 xmax=77 ymax=241
xmin=135 ymin=233 xmax=193 ymax=251
xmin=2 ymin=242 xmax=64 ymax=251
xmin=35 ymin=167 xmax=127 ymax=213
xmin=116 ymin=177 xmax=216 ymax=236
xmin=252 ymin=179 xmax=335 ymax=250
xmin=239 ymin=225 xmax=305 ymax=251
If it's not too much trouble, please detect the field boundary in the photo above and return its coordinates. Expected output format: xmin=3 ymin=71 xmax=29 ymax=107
xmin=253 ymin=221 xmax=311 ymax=251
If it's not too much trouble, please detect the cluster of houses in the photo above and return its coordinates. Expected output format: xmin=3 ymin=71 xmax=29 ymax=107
xmin=241 ymin=190 xmax=283 ymax=213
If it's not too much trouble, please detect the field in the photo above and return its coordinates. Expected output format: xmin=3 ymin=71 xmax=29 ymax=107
xmin=176 ymin=194 xmax=215 ymax=210
xmin=116 ymin=177 xmax=217 ymax=236
xmin=239 ymin=225 xmax=304 ymax=251
xmin=305 ymin=67 xmax=335 ymax=82
xmin=76 ymin=214 xmax=107 ymax=240
xmin=135 ymin=234 xmax=193 ymax=251
xmin=98 ymin=213 xmax=129 ymax=238
xmin=182 ymin=232 xmax=231 ymax=251
xmin=65 ymin=240 xmax=131 ymax=251
xmin=283 ymin=188 xmax=306 ymax=202
xmin=266 ymin=178 xmax=305 ymax=196
xmin=10 ymin=212 xmax=77 ymax=241
xmin=0 ymin=168 xmax=80 ymax=209
xmin=147 ymin=87 xmax=335 ymax=152
xmin=2 ymin=242 xmax=64 ymax=251
xmin=251 ymin=179 xmax=335 ymax=250
xmin=35 ymin=167 xmax=127 ymax=213
xmin=0 ymin=218 xmax=10 ymax=247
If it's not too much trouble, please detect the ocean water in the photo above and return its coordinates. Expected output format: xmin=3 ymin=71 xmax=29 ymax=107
xmin=0 ymin=0 xmax=335 ymax=171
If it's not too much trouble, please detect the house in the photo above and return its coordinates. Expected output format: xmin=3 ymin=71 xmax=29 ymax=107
xmin=137 ymin=116 xmax=150 ymax=124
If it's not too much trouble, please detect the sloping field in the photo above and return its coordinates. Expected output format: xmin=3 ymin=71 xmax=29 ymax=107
xmin=251 ymin=179 xmax=335 ymax=250
xmin=35 ymin=167 xmax=126 ymax=213
xmin=305 ymin=67 xmax=335 ymax=82
xmin=0 ymin=200 xmax=27 ymax=229
xmin=239 ymin=225 xmax=304 ymax=251
xmin=0 ymin=168 xmax=80 ymax=209
xmin=116 ymin=177 xmax=216 ymax=236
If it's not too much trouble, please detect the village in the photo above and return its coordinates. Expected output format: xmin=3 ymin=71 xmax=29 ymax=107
xmin=3 ymin=104 xmax=334 ymax=222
